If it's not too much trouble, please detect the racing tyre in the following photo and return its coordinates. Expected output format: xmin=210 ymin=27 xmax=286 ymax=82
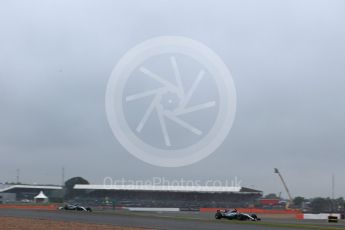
xmin=215 ymin=212 xmax=222 ymax=219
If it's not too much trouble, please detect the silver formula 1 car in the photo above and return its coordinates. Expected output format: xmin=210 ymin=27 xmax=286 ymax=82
xmin=58 ymin=204 xmax=92 ymax=212
xmin=215 ymin=209 xmax=261 ymax=221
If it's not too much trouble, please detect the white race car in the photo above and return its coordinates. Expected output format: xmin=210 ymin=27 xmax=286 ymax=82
xmin=215 ymin=209 xmax=261 ymax=221
xmin=58 ymin=204 xmax=92 ymax=212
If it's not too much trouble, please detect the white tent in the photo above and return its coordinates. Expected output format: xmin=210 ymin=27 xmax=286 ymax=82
xmin=34 ymin=191 xmax=49 ymax=203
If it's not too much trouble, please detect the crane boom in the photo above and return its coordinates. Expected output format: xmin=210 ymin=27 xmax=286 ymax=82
xmin=274 ymin=168 xmax=293 ymax=208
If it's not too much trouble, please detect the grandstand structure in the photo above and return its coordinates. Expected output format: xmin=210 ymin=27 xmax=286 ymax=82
xmin=0 ymin=184 xmax=63 ymax=202
xmin=73 ymin=184 xmax=262 ymax=208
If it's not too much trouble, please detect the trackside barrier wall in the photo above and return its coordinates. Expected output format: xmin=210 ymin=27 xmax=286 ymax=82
xmin=297 ymin=213 xmax=341 ymax=220
xmin=0 ymin=204 xmax=58 ymax=210
xmin=126 ymin=207 xmax=180 ymax=212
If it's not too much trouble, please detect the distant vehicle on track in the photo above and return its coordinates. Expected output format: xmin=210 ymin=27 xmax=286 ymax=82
xmin=215 ymin=209 xmax=261 ymax=221
xmin=58 ymin=204 xmax=92 ymax=212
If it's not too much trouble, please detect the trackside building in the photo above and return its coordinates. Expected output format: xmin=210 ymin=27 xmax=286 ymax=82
xmin=73 ymin=184 xmax=262 ymax=208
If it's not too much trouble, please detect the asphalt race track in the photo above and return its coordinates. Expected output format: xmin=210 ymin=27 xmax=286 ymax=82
xmin=0 ymin=209 xmax=313 ymax=230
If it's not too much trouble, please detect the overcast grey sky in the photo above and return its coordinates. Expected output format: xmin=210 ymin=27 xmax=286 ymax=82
xmin=0 ymin=0 xmax=344 ymax=198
